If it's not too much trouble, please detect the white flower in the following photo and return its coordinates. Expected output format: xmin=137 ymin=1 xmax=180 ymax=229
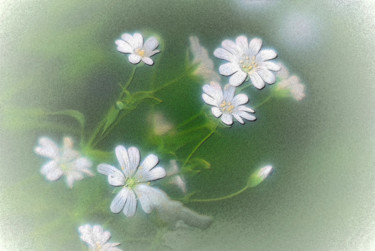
xmin=78 ymin=224 xmax=122 ymax=251
xmin=256 ymin=165 xmax=273 ymax=180
xmin=34 ymin=137 xmax=93 ymax=188
xmin=167 ymin=160 xmax=187 ymax=194
xmin=189 ymin=36 xmax=221 ymax=82
xmin=276 ymin=63 xmax=306 ymax=101
xmin=98 ymin=145 xmax=166 ymax=217
xmin=214 ymin=36 xmax=280 ymax=89
xmin=202 ymin=81 xmax=256 ymax=125
xmin=115 ymin=32 xmax=160 ymax=65
xmin=148 ymin=111 xmax=174 ymax=136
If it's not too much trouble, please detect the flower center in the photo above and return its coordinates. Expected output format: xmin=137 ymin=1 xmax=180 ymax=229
xmin=135 ymin=48 xmax=145 ymax=57
xmin=220 ymin=100 xmax=235 ymax=113
xmin=125 ymin=177 xmax=137 ymax=189
xmin=94 ymin=242 xmax=102 ymax=251
xmin=239 ymin=56 xmax=257 ymax=73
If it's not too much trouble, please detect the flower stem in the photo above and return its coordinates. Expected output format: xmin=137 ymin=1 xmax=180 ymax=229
xmin=123 ymin=67 xmax=137 ymax=91
xmin=189 ymin=184 xmax=249 ymax=203
xmin=86 ymin=68 xmax=137 ymax=148
xmin=254 ymin=94 xmax=272 ymax=109
xmin=176 ymin=110 xmax=204 ymax=129
xmin=182 ymin=125 xmax=217 ymax=168
xmin=153 ymin=66 xmax=194 ymax=93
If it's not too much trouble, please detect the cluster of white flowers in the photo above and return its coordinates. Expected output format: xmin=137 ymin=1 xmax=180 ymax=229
xmin=34 ymin=137 xmax=93 ymax=188
xmin=32 ymin=31 xmax=299 ymax=249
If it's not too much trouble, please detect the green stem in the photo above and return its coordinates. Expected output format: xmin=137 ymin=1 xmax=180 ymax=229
xmin=254 ymin=94 xmax=272 ymax=109
xmin=176 ymin=110 xmax=204 ymax=129
xmin=123 ymin=67 xmax=137 ymax=91
xmin=189 ymin=185 xmax=249 ymax=203
xmin=153 ymin=66 xmax=193 ymax=93
xmin=86 ymin=68 xmax=136 ymax=148
xmin=182 ymin=125 xmax=217 ymax=168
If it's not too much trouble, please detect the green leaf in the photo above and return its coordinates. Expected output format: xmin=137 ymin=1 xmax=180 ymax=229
xmin=47 ymin=109 xmax=85 ymax=129
xmin=102 ymin=106 xmax=119 ymax=135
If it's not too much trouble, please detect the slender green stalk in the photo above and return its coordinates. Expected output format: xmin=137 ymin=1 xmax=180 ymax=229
xmin=254 ymin=94 xmax=272 ymax=109
xmin=189 ymin=185 xmax=249 ymax=203
xmin=182 ymin=125 xmax=217 ymax=168
xmin=176 ymin=110 xmax=204 ymax=129
xmin=86 ymin=68 xmax=136 ymax=148
xmin=123 ymin=67 xmax=137 ymax=90
xmin=153 ymin=66 xmax=194 ymax=93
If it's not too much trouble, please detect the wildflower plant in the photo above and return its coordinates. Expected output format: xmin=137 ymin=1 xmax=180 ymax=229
xmin=28 ymin=32 xmax=306 ymax=249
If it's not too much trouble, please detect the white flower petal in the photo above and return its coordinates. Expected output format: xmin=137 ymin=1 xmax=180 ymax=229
xmin=115 ymin=40 xmax=133 ymax=54
xmin=141 ymin=154 xmax=159 ymax=172
xmin=128 ymin=54 xmax=141 ymax=64
xmin=115 ymin=146 xmax=130 ymax=176
xmin=276 ymin=62 xmax=289 ymax=79
xmin=236 ymin=35 xmax=249 ymax=52
xmin=249 ymin=38 xmax=262 ymax=55
xmin=111 ymin=188 xmax=129 ymax=213
xmin=134 ymin=184 xmax=153 ymax=214
xmin=263 ymin=61 xmax=281 ymax=72
xmin=237 ymin=111 xmax=256 ymax=121
xmin=229 ymin=71 xmax=247 ymax=86
xmin=133 ymin=33 xmax=143 ymax=49
xmin=221 ymin=113 xmax=233 ymax=125
xmin=74 ymin=157 xmax=93 ymax=172
xmin=144 ymin=36 xmax=159 ymax=51
xmin=123 ymin=189 xmax=137 ymax=217
xmin=214 ymin=48 xmax=235 ymax=62
xmin=238 ymin=105 xmax=255 ymax=113
xmin=40 ymin=160 xmax=59 ymax=175
xmin=232 ymin=94 xmax=249 ymax=106
xmin=127 ymin=147 xmax=140 ymax=177
xmin=258 ymin=49 xmax=277 ymax=61
xmin=233 ymin=113 xmax=244 ymax=124
xmin=219 ymin=63 xmax=239 ymax=76
xmin=121 ymin=33 xmax=135 ymax=47
xmin=257 ymin=68 xmax=276 ymax=84
xmin=203 ymin=82 xmax=223 ymax=101
xmin=142 ymin=57 xmax=154 ymax=65
xmin=221 ymin=39 xmax=238 ymax=55
xmin=223 ymin=84 xmax=235 ymax=100
xmin=250 ymin=72 xmax=265 ymax=89
xmin=34 ymin=137 xmax=59 ymax=159
xmin=202 ymin=93 xmax=217 ymax=106
xmin=136 ymin=166 xmax=166 ymax=182
xmin=148 ymin=49 xmax=160 ymax=57
xmin=97 ymin=164 xmax=125 ymax=186
xmin=211 ymin=107 xmax=222 ymax=117
xmin=46 ymin=167 xmax=64 ymax=181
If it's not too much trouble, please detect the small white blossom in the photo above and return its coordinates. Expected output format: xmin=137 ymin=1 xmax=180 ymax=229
xmin=189 ymin=36 xmax=220 ymax=82
xmin=276 ymin=63 xmax=306 ymax=101
xmin=115 ymin=32 xmax=160 ymax=65
xmin=202 ymin=81 xmax=256 ymax=125
xmin=148 ymin=111 xmax=174 ymax=136
xmin=78 ymin=224 xmax=122 ymax=251
xmin=98 ymin=146 xmax=166 ymax=217
xmin=256 ymin=165 xmax=273 ymax=180
xmin=214 ymin=36 xmax=280 ymax=89
xmin=34 ymin=137 xmax=93 ymax=188
xmin=167 ymin=160 xmax=187 ymax=194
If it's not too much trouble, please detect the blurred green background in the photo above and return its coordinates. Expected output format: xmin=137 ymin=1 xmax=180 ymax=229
xmin=1 ymin=0 xmax=375 ymax=250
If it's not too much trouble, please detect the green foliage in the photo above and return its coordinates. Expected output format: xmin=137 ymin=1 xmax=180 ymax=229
xmin=47 ymin=109 xmax=85 ymax=130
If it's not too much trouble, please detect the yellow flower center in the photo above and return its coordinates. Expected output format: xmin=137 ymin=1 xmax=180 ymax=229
xmin=220 ymin=100 xmax=235 ymax=113
xmin=135 ymin=48 xmax=145 ymax=57
xmin=94 ymin=242 xmax=102 ymax=251
xmin=239 ymin=56 xmax=257 ymax=73
xmin=126 ymin=177 xmax=137 ymax=189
